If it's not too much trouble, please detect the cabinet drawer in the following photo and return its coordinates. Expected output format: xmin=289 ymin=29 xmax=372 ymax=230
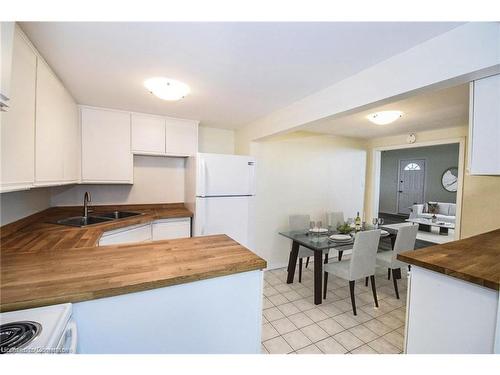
xmin=99 ymin=223 xmax=152 ymax=246
xmin=152 ymin=218 xmax=191 ymax=240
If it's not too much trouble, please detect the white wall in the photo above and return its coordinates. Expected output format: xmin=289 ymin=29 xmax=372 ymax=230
xmin=0 ymin=188 xmax=51 ymax=225
xmin=250 ymin=132 xmax=367 ymax=269
xmin=198 ymin=126 xmax=235 ymax=154
xmin=51 ymin=156 xmax=185 ymax=206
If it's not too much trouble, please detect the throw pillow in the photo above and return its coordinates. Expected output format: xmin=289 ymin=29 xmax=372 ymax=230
xmin=426 ymin=202 xmax=439 ymax=214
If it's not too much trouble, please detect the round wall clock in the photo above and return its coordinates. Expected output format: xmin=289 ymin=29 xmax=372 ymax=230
xmin=441 ymin=167 xmax=458 ymax=192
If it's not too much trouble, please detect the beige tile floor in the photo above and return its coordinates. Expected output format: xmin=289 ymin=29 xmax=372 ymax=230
xmin=261 ymin=261 xmax=407 ymax=354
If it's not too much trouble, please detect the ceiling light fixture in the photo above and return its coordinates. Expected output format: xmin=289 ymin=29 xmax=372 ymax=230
xmin=367 ymin=110 xmax=403 ymax=125
xmin=144 ymin=77 xmax=190 ymax=101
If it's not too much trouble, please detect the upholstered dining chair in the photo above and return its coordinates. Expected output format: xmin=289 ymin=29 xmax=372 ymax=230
xmin=326 ymin=211 xmax=346 ymax=261
xmin=288 ymin=214 xmax=329 ymax=283
xmin=323 ymin=229 xmax=381 ymax=315
xmin=376 ymin=224 xmax=418 ymax=299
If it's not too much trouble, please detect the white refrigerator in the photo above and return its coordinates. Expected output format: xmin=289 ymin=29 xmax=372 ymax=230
xmin=186 ymin=153 xmax=256 ymax=248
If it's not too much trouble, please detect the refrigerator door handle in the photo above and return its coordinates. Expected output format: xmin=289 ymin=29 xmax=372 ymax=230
xmin=202 ymin=198 xmax=208 ymax=235
xmin=248 ymin=161 xmax=256 ymax=195
xmin=199 ymin=158 xmax=207 ymax=197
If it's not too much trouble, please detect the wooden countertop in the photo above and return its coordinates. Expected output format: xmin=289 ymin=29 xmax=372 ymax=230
xmin=0 ymin=203 xmax=193 ymax=253
xmin=398 ymin=229 xmax=500 ymax=291
xmin=0 ymin=204 xmax=266 ymax=312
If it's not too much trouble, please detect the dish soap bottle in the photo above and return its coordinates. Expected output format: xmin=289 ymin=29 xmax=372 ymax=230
xmin=355 ymin=212 xmax=362 ymax=231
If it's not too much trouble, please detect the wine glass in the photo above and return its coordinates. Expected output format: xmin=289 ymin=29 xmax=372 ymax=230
xmin=309 ymin=221 xmax=315 ymax=234
xmin=372 ymin=217 xmax=378 ymax=229
xmin=317 ymin=220 xmax=323 ymax=230
xmin=377 ymin=218 xmax=385 ymax=226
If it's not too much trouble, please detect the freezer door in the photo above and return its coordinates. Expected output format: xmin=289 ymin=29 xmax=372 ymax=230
xmin=195 ymin=196 xmax=253 ymax=247
xmin=197 ymin=153 xmax=256 ymax=197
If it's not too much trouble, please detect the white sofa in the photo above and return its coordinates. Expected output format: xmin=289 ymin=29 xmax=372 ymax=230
xmin=410 ymin=202 xmax=456 ymax=224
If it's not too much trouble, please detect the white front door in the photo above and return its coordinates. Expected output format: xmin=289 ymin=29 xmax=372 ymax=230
xmin=397 ymin=159 xmax=426 ymax=215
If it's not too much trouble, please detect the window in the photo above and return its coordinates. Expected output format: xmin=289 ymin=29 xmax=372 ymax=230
xmin=404 ymin=163 xmax=421 ymax=171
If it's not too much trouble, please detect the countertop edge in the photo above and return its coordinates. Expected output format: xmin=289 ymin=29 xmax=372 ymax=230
xmin=0 ymin=252 xmax=267 ymax=313
xmin=397 ymin=252 xmax=499 ymax=291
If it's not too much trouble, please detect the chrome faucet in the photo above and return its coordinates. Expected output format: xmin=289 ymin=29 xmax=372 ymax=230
xmin=83 ymin=192 xmax=92 ymax=217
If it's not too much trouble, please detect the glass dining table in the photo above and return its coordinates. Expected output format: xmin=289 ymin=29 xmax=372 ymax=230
xmin=279 ymin=227 xmax=394 ymax=305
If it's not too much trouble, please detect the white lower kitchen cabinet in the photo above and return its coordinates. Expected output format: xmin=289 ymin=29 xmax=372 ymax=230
xmin=152 ymin=218 xmax=191 ymax=240
xmin=98 ymin=218 xmax=191 ymax=246
xmin=98 ymin=223 xmax=152 ymax=246
xmin=0 ymin=28 xmax=36 ymax=193
xmin=81 ymin=107 xmax=133 ymax=183
xmin=405 ymin=266 xmax=499 ymax=353
xmin=72 ymin=270 xmax=263 ymax=353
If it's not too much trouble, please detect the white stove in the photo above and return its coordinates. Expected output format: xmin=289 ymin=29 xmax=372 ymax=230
xmin=0 ymin=303 xmax=77 ymax=354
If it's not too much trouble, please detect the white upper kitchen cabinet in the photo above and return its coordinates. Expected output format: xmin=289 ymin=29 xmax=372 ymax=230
xmin=0 ymin=22 xmax=15 ymax=109
xmin=131 ymin=113 xmax=166 ymax=155
xmin=61 ymin=97 xmax=81 ymax=183
xmin=0 ymin=28 xmax=36 ymax=192
xmin=469 ymin=74 xmax=500 ymax=175
xmin=81 ymin=107 xmax=133 ymax=183
xmin=131 ymin=113 xmax=198 ymax=157
xmin=165 ymin=117 xmax=198 ymax=157
xmin=35 ymin=59 xmax=79 ymax=185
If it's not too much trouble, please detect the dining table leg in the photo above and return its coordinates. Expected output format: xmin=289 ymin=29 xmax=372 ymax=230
xmin=286 ymin=241 xmax=300 ymax=284
xmin=313 ymin=250 xmax=323 ymax=305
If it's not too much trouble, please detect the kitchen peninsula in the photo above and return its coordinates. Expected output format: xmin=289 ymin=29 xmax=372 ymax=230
xmin=398 ymin=229 xmax=500 ymax=354
xmin=0 ymin=204 xmax=266 ymax=353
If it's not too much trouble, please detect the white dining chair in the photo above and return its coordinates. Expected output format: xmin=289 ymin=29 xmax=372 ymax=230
xmin=376 ymin=224 xmax=418 ymax=299
xmin=323 ymin=229 xmax=381 ymax=315
xmin=326 ymin=211 xmax=346 ymax=261
xmin=289 ymin=214 xmax=329 ymax=283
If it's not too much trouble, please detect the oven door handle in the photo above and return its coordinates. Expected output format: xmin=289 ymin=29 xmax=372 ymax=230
xmin=67 ymin=320 xmax=78 ymax=354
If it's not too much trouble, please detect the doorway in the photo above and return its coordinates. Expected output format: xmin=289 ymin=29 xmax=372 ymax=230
xmin=397 ymin=159 xmax=426 ymax=215
xmin=371 ymin=138 xmax=465 ymax=243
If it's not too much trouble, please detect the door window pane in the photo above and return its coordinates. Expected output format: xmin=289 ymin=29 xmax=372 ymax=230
xmin=404 ymin=163 xmax=421 ymax=171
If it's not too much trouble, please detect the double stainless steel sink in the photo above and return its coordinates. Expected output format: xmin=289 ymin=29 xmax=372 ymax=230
xmin=56 ymin=211 xmax=142 ymax=227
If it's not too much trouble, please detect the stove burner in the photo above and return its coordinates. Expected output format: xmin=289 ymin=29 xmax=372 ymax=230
xmin=0 ymin=321 xmax=42 ymax=354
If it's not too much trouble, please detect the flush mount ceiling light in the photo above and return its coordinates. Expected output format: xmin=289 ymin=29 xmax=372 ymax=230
xmin=144 ymin=77 xmax=190 ymax=101
xmin=367 ymin=110 xmax=403 ymax=125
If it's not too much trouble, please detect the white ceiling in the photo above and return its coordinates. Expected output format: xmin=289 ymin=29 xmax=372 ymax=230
xmin=302 ymin=83 xmax=469 ymax=138
xmin=20 ymin=22 xmax=462 ymax=129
